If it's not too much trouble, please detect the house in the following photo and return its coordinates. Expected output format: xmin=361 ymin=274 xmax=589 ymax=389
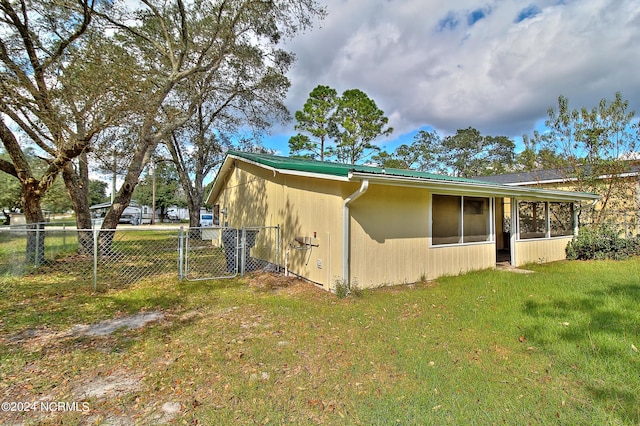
xmin=477 ymin=164 xmax=640 ymax=234
xmin=205 ymin=151 xmax=599 ymax=291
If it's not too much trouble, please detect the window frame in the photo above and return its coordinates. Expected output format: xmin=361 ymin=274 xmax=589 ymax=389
xmin=549 ymin=202 xmax=575 ymax=237
xmin=516 ymin=200 xmax=576 ymax=240
xmin=431 ymin=193 xmax=494 ymax=247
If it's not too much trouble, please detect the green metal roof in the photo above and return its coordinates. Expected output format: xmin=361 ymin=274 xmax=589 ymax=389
xmin=226 ymin=150 xmax=501 ymax=186
xmin=205 ymin=150 xmax=600 ymax=204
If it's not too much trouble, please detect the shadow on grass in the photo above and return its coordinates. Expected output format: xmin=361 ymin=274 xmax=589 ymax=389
xmin=586 ymin=385 xmax=640 ymax=422
xmin=523 ymin=284 xmax=640 ymax=343
xmin=522 ymin=283 xmax=640 ymax=423
xmin=0 ymin=270 xmax=243 ymax=335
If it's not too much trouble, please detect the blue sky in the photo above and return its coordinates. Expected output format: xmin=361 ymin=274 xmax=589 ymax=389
xmin=258 ymin=0 xmax=640 ymax=158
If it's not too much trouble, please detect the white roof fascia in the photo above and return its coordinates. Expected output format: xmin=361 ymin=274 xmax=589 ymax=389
xmin=226 ymin=154 xmax=350 ymax=182
xmin=348 ymin=171 xmax=600 ymax=203
xmin=505 ymin=178 xmax=575 ymax=186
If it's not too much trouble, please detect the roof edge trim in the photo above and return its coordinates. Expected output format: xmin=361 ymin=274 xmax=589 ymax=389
xmin=348 ymin=171 xmax=600 ymax=202
xmin=228 ymin=154 xmax=350 ymax=182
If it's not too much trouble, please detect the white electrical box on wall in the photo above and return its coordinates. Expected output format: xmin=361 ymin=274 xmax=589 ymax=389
xmin=317 ymin=259 xmax=322 ymax=269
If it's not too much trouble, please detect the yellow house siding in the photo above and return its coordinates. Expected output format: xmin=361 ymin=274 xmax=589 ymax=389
xmin=427 ymin=244 xmax=495 ymax=279
xmin=212 ymin=161 xmax=346 ymax=288
xmin=349 ymin=184 xmax=429 ymax=287
xmin=514 ymin=237 xmax=572 ymax=266
xmin=277 ymin=174 xmax=347 ymax=287
xmin=348 ymin=186 xmax=496 ymax=288
xmin=215 ymin=161 xmax=281 ymax=227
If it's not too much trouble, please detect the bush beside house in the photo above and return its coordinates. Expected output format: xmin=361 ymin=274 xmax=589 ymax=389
xmin=566 ymin=225 xmax=640 ymax=260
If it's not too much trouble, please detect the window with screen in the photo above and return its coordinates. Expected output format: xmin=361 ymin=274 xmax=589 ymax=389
xmin=432 ymin=195 xmax=491 ymax=245
xmin=463 ymin=197 xmax=491 ymax=243
xmin=550 ymin=202 xmax=574 ymax=237
xmin=518 ymin=201 xmax=547 ymax=239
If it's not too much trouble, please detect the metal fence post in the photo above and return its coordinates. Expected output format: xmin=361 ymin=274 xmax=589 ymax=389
xmin=178 ymin=226 xmax=184 ymax=282
xmin=93 ymin=227 xmax=98 ymax=291
xmin=240 ymin=227 xmax=245 ymax=277
xmin=35 ymin=224 xmax=41 ymax=267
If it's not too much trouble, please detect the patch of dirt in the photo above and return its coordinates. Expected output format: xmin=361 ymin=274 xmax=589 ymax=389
xmin=72 ymin=368 xmax=142 ymax=399
xmin=7 ymin=311 xmax=165 ymax=352
xmin=0 ymin=367 xmax=143 ymax=426
xmin=247 ymin=272 xmax=318 ymax=295
xmin=496 ymin=264 xmax=535 ymax=274
xmin=3 ymin=312 xmax=160 ymax=424
xmin=69 ymin=312 xmax=164 ymax=337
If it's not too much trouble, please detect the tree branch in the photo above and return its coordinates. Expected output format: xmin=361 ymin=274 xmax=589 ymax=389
xmin=42 ymin=0 xmax=95 ymax=69
xmin=0 ymin=116 xmax=32 ymax=181
xmin=0 ymin=158 xmax=18 ymax=178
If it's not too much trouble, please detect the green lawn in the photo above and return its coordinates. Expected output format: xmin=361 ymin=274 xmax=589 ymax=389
xmin=0 ymin=259 xmax=638 ymax=425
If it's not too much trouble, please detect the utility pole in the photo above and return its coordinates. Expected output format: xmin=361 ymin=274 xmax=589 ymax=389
xmin=151 ymin=159 xmax=156 ymax=225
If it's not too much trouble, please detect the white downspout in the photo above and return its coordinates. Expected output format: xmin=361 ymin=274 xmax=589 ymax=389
xmin=342 ymin=179 xmax=369 ymax=287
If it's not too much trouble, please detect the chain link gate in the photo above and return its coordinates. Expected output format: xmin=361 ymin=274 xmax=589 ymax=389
xmin=181 ymin=227 xmax=238 ymax=280
xmin=180 ymin=225 xmax=280 ymax=281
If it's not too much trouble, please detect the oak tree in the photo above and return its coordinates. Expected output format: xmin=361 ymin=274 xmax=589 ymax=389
xmin=373 ymin=130 xmax=440 ymax=170
xmin=96 ymin=0 xmax=325 ymax=231
xmin=0 ymin=0 xmax=100 ymax=260
xmin=439 ymin=127 xmax=515 ymax=178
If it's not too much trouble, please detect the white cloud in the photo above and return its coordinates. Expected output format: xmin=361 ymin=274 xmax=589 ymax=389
xmin=272 ymin=0 xmax=640 ymax=151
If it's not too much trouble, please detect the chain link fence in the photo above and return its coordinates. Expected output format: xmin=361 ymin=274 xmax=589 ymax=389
xmin=97 ymin=228 xmax=182 ymax=288
xmin=183 ymin=226 xmax=281 ymax=281
xmin=0 ymin=224 xmax=280 ymax=290
xmin=0 ymin=223 xmax=90 ymax=279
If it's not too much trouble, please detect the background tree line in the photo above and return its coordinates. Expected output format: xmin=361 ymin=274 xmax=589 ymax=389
xmin=290 ymin=87 xmax=639 ymax=225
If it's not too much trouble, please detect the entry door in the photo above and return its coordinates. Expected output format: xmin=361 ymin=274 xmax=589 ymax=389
xmin=495 ymin=198 xmax=512 ymax=263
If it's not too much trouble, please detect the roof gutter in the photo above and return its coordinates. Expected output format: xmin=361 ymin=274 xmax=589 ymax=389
xmin=348 ymin=171 xmax=600 ymax=203
xmin=491 ymin=171 xmax=640 ymax=187
xmin=342 ymin=179 xmax=369 ymax=288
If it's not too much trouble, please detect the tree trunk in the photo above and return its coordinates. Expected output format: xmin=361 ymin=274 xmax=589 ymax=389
xmin=99 ymin=136 xmax=156 ymax=254
xmin=102 ymin=139 xmax=154 ymax=229
xmin=21 ymin=181 xmax=46 ymax=265
xmin=62 ymin=155 xmax=93 ymax=255
xmin=188 ymin=196 xmax=201 ymax=228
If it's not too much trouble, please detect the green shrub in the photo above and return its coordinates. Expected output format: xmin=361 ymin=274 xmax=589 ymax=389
xmin=335 ymin=279 xmax=349 ymax=298
xmin=566 ymin=224 xmax=640 ymax=260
